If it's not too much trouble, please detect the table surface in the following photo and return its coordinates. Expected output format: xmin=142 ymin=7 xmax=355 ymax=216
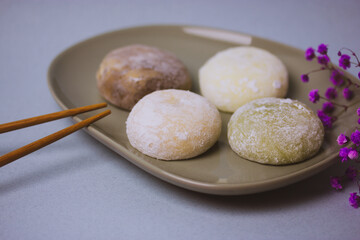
xmin=1 ymin=1 xmax=359 ymax=239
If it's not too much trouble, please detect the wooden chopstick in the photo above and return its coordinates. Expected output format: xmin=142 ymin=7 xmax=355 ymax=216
xmin=0 ymin=109 xmax=111 ymax=168
xmin=0 ymin=102 xmax=107 ymax=134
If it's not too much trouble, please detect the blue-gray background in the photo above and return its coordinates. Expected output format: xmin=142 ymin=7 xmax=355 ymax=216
xmin=1 ymin=1 xmax=359 ymax=239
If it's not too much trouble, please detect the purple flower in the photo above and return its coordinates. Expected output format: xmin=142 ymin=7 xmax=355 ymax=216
xmin=349 ymin=192 xmax=360 ymax=208
xmin=322 ymin=102 xmax=334 ymax=113
xmin=305 ymin=47 xmax=316 ymax=61
xmin=343 ymin=87 xmax=352 ymax=100
xmin=350 ymin=130 xmax=360 ymax=145
xmin=339 ymin=147 xmax=351 ymax=162
xmin=345 ymin=166 xmax=357 ymax=181
xmin=317 ymin=44 xmax=328 ymax=55
xmin=357 ymin=108 xmax=360 ymax=116
xmin=339 ymin=54 xmax=351 ymax=69
xmin=317 ymin=110 xmax=333 ymax=128
xmin=348 ymin=149 xmax=359 ymax=160
xmin=358 ymin=71 xmax=360 ymax=79
xmin=325 ymin=87 xmax=337 ymax=99
xmin=337 ymin=133 xmax=349 ymax=145
xmin=317 ymin=55 xmax=330 ymax=65
xmin=358 ymin=118 xmax=360 ymax=125
xmin=330 ymin=176 xmax=343 ymax=190
xmin=301 ymin=74 xmax=309 ymax=82
xmin=329 ymin=69 xmax=344 ymax=86
xmin=338 ymin=51 xmax=342 ymax=56
xmin=309 ymin=89 xmax=320 ymax=103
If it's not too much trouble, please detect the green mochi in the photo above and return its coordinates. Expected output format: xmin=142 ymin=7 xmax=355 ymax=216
xmin=227 ymin=97 xmax=324 ymax=165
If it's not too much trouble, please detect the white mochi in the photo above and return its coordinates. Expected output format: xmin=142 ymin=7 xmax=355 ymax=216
xmin=126 ymin=89 xmax=222 ymax=160
xmin=199 ymin=46 xmax=288 ymax=112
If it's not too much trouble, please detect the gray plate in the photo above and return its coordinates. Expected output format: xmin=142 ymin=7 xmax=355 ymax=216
xmin=47 ymin=25 xmax=359 ymax=195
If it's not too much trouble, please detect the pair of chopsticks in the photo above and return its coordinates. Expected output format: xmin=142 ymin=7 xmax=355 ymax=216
xmin=0 ymin=103 xmax=110 ymax=168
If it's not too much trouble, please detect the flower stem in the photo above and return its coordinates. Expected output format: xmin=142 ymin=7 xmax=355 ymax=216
xmin=340 ymin=47 xmax=360 ymax=66
xmin=319 ymin=96 xmax=349 ymax=110
xmin=306 ymin=67 xmax=327 ymax=75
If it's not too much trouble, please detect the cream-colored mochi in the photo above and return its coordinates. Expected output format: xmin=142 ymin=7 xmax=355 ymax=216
xmin=126 ymin=89 xmax=222 ymax=160
xmin=199 ymin=46 xmax=288 ymax=112
xmin=228 ymin=98 xmax=324 ymax=165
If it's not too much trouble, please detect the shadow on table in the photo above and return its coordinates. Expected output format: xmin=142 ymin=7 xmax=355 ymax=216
xmin=142 ymin=161 xmax=348 ymax=213
xmin=0 ymin=133 xmax=103 ymax=196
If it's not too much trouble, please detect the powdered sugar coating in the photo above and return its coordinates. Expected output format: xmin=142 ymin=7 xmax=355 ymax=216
xmin=199 ymin=46 xmax=288 ymax=112
xmin=228 ymin=98 xmax=324 ymax=165
xmin=126 ymin=89 xmax=222 ymax=160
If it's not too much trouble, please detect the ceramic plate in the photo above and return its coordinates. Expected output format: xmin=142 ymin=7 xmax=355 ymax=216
xmin=47 ymin=25 xmax=359 ymax=195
